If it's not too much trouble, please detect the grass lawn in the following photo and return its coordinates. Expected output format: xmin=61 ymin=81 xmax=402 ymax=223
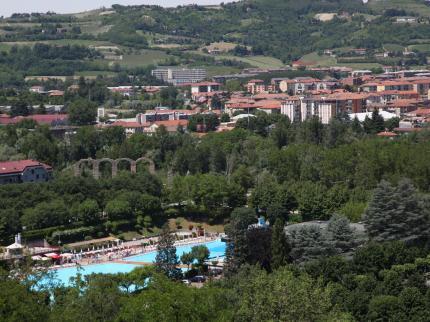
xmin=300 ymin=52 xmax=337 ymax=66
xmin=383 ymin=43 xmax=404 ymax=52
xmin=168 ymin=217 xmax=225 ymax=234
xmin=188 ymin=50 xmax=284 ymax=68
xmin=409 ymin=43 xmax=430 ymax=53
xmin=369 ymin=0 xmax=430 ymax=17
xmin=1 ymin=39 xmax=114 ymax=47
xmin=119 ymin=50 xmax=174 ymax=67
xmin=339 ymin=62 xmax=383 ymax=69
xmin=222 ymin=55 xmax=285 ymax=68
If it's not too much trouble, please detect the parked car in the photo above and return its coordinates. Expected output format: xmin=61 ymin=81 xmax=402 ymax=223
xmin=182 ymin=279 xmax=191 ymax=285
xmin=190 ymin=275 xmax=206 ymax=283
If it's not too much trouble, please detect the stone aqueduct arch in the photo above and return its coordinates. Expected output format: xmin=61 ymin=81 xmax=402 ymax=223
xmin=74 ymin=157 xmax=155 ymax=179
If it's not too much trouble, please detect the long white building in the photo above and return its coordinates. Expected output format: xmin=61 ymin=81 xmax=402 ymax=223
xmin=152 ymin=68 xmax=207 ymax=86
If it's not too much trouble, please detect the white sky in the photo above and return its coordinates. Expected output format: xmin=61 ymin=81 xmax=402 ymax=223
xmin=0 ymin=0 xmax=234 ymax=17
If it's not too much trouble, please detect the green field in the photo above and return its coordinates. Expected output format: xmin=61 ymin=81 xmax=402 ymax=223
xmin=119 ymin=50 xmax=175 ymax=67
xmin=369 ymin=0 xmax=430 ymax=17
xmin=300 ymin=52 xmax=337 ymax=67
xmin=1 ymin=39 xmax=114 ymax=47
xmin=189 ymin=51 xmax=285 ymax=68
xmin=383 ymin=43 xmax=404 ymax=52
xmin=409 ymin=43 xmax=430 ymax=53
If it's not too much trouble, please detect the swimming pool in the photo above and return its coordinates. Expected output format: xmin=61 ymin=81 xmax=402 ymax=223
xmin=43 ymin=262 xmax=140 ymax=287
xmin=43 ymin=240 xmax=226 ymax=286
xmin=124 ymin=239 xmax=226 ymax=263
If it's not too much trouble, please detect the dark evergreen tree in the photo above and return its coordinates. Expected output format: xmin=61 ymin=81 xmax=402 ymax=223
xmin=36 ymin=103 xmax=46 ymax=115
xmin=271 ymin=217 xmax=290 ymax=269
xmin=364 ymin=179 xmax=430 ymax=245
xmin=10 ymin=100 xmax=31 ymax=116
xmin=155 ymin=224 xmax=181 ymax=280
xmin=287 ymin=224 xmax=335 ymax=264
xmin=372 ymin=109 xmax=385 ymax=133
xmin=351 ymin=116 xmax=363 ymax=135
xmin=224 ymin=207 xmax=256 ymax=275
xmin=327 ymin=214 xmax=359 ymax=254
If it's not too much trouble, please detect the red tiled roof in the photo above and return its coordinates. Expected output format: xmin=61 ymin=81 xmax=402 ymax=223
xmin=227 ymin=103 xmax=257 ymax=109
xmin=255 ymin=100 xmax=282 ymax=109
xmin=0 ymin=159 xmax=52 ymax=175
xmin=378 ymin=90 xmax=419 ymax=96
xmin=387 ymin=99 xmax=421 ymax=108
xmin=0 ymin=114 xmax=68 ymax=125
xmin=152 ymin=119 xmax=188 ymax=127
xmin=29 ymin=114 xmax=68 ymax=124
xmin=191 ymin=82 xmax=221 ymax=87
xmin=408 ymin=108 xmax=430 ymax=116
xmin=253 ymin=93 xmax=290 ymax=100
xmin=110 ymin=121 xmax=145 ymax=128
xmin=377 ymin=131 xmax=397 ymax=137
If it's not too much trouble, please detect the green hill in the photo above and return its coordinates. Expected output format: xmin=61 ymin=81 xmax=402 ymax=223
xmin=1 ymin=0 xmax=430 ymax=66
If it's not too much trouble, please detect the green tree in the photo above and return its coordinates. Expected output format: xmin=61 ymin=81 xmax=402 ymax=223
xmin=287 ymin=224 xmax=334 ymax=264
xmin=0 ymin=276 xmax=49 ymax=322
xmin=364 ymin=179 xmax=430 ymax=244
xmin=36 ymin=103 xmax=46 ymax=115
xmin=77 ymin=199 xmax=100 ymax=225
xmin=105 ymin=199 xmax=132 ymax=220
xmin=180 ymin=252 xmax=194 ymax=271
xmin=68 ymin=99 xmax=97 ymax=126
xmin=327 ymin=214 xmax=359 ymax=254
xmin=271 ymin=217 xmax=290 ymax=269
xmin=225 ymin=207 xmax=256 ymax=275
xmin=10 ymin=100 xmax=31 ymax=117
xmin=367 ymin=295 xmax=406 ymax=322
xmin=155 ymin=224 xmax=181 ymax=280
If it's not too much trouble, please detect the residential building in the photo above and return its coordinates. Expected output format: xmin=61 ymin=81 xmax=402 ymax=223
xmin=190 ymin=82 xmax=221 ymax=95
xmin=144 ymin=119 xmax=189 ymax=134
xmin=152 ymin=68 xmax=207 ymax=86
xmin=0 ymin=160 xmax=53 ymax=185
xmin=136 ymin=108 xmax=196 ymax=124
xmin=246 ymin=79 xmax=267 ymax=94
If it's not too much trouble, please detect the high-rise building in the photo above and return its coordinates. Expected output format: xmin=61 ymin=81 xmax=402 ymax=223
xmin=152 ymin=68 xmax=207 ymax=85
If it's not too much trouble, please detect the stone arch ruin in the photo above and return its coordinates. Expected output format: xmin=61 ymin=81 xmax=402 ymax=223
xmin=74 ymin=157 xmax=155 ymax=178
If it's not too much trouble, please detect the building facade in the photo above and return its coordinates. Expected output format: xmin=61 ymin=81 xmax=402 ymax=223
xmin=0 ymin=160 xmax=53 ymax=185
xmin=152 ymin=68 xmax=207 ymax=85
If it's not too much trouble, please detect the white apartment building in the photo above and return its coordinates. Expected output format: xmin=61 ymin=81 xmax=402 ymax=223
xmin=152 ymin=68 xmax=207 ymax=85
xmin=281 ymin=97 xmax=337 ymax=124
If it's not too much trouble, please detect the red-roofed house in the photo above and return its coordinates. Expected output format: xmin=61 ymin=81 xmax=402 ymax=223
xmin=0 ymin=114 xmax=68 ymax=126
xmin=108 ymin=121 xmax=146 ymax=135
xmin=246 ymin=79 xmax=267 ymax=94
xmin=0 ymin=160 xmax=53 ymax=184
xmin=145 ymin=119 xmax=189 ymax=134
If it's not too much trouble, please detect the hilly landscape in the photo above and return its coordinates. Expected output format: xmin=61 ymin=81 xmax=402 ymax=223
xmin=2 ymin=0 xmax=430 ymax=84
xmin=4 ymin=1 xmax=430 ymax=321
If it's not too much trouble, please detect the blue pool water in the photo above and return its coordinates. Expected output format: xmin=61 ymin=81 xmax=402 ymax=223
xmin=124 ymin=239 xmax=226 ymax=263
xmin=43 ymin=240 xmax=226 ymax=287
xmin=44 ymin=262 xmax=140 ymax=287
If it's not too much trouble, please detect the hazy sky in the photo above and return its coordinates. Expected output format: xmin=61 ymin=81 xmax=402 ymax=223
xmin=1 ymin=0 xmax=233 ymax=17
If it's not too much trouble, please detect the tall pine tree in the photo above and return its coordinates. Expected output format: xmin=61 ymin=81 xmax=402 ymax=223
xmin=364 ymin=179 xmax=430 ymax=245
xmin=327 ymin=214 xmax=359 ymax=254
xmin=155 ymin=224 xmax=181 ymax=279
xmin=271 ymin=217 xmax=291 ymax=270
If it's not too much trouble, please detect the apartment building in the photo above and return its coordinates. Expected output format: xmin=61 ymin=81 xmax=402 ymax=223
xmin=152 ymin=68 xmax=207 ymax=86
